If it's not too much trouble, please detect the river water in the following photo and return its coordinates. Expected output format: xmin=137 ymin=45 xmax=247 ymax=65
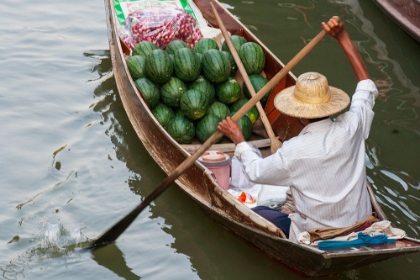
xmin=1 ymin=0 xmax=419 ymax=279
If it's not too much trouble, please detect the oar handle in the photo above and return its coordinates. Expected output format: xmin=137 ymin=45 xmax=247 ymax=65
xmin=210 ymin=2 xmax=282 ymax=153
xmin=90 ymin=6 xmax=327 ymax=248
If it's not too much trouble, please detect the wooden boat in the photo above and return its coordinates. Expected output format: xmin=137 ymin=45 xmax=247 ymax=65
xmin=372 ymin=0 xmax=420 ymax=43
xmin=103 ymin=0 xmax=420 ymax=276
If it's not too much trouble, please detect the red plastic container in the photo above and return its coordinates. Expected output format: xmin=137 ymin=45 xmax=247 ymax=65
xmin=198 ymin=150 xmax=231 ymax=190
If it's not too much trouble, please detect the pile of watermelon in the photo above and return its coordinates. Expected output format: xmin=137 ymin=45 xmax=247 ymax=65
xmin=126 ymin=36 xmax=272 ymax=144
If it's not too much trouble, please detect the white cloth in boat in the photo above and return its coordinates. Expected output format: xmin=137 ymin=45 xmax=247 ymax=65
xmin=229 ymin=144 xmax=289 ymax=208
xmin=297 ymin=220 xmax=406 ymax=246
xmin=234 ymin=79 xmax=379 ymax=242
xmin=227 ymin=184 xmax=290 ymax=208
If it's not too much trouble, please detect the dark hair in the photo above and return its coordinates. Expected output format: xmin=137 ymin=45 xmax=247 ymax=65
xmin=309 ymin=116 xmax=330 ymax=123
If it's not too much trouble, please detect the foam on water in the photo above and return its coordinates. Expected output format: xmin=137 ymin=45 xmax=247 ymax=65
xmin=40 ymin=220 xmax=88 ymax=249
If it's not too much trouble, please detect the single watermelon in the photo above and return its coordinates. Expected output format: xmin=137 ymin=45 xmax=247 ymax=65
xmin=221 ymin=51 xmax=237 ymax=76
xmin=166 ymin=116 xmax=195 ymax=144
xmin=126 ymin=55 xmax=146 ymax=80
xmin=134 ymin=77 xmax=160 ymax=108
xmin=160 ymin=77 xmax=188 ymax=108
xmin=202 ymin=49 xmax=231 ymax=83
xmin=152 ymin=103 xmax=175 ymax=129
xmin=229 ymin=112 xmax=253 ymax=141
xmin=165 ymin=40 xmax=189 ymax=55
xmin=215 ymin=77 xmax=241 ymax=105
xmin=193 ymin=38 xmax=219 ymax=54
xmin=230 ymin=98 xmax=259 ymax=125
xmin=180 ymin=89 xmax=208 ymax=120
xmin=221 ymin=35 xmax=247 ymax=54
xmin=207 ymin=101 xmax=230 ymax=120
xmin=145 ymin=49 xmax=173 ymax=84
xmin=133 ymin=41 xmax=158 ymax=57
xmin=174 ymin=48 xmax=201 ymax=82
xmin=195 ymin=114 xmax=222 ymax=143
xmin=243 ymin=74 xmax=272 ymax=105
xmin=239 ymin=42 xmax=265 ymax=75
xmin=188 ymin=75 xmax=215 ymax=106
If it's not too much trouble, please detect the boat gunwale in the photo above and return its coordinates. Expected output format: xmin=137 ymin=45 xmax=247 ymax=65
xmin=372 ymin=0 xmax=420 ymax=43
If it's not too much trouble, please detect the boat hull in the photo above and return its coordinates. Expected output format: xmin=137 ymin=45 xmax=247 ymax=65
xmin=373 ymin=0 xmax=420 ymax=43
xmin=104 ymin=0 xmax=420 ymax=276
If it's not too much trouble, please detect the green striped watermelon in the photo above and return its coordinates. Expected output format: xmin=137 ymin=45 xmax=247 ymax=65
xmin=152 ymin=103 xmax=175 ymax=129
xmin=243 ymin=74 xmax=272 ymax=105
xmin=133 ymin=41 xmax=158 ymax=57
xmin=215 ymin=77 xmax=241 ymax=105
xmin=221 ymin=51 xmax=237 ymax=76
xmin=221 ymin=35 xmax=247 ymax=54
xmin=207 ymin=101 xmax=230 ymax=120
xmin=134 ymin=77 xmax=160 ymax=109
xmin=145 ymin=49 xmax=173 ymax=84
xmin=166 ymin=116 xmax=195 ymax=144
xmin=230 ymin=98 xmax=259 ymax=125
xmin=165 ymin=40 xmax=189 ymax=55
xmin=180 ymin=89 xmax=208 ymax=120
xmin=229 ymin=112 xmax=253 ymax=141
xmin=239 ymin=42 xmax=265 ymax=75
xmin=160 ymin=77 xmax=188 ymax=108
xmin=202 ymin=49 xmax=231 ymax=83
xmin=174 ymin=48 xmax=201 ymax=82
xmin=195 ymin=114 xmax=222 ymax=143
xmin=188 ymin=75 xmax=215 ymax=106
xmin=193 ymin=38 xmax=219 ymax=54
xmin=126 ymin=55 xmax=146 ymax=80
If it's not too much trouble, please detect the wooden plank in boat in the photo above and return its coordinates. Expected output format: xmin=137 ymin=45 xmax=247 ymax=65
xmin=181 ymin=138 xmax=271 ymax=154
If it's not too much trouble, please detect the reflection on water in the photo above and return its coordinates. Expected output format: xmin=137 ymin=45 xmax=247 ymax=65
xmin=92 ymin=244 xmax=140 ymax=280
xmin=277 ymin=2 xmax=315 ymax=30
xmin=339 ymin=0 xmax=420 ymax=137
xmin=367 ymin=139 xmax=420 ymax=236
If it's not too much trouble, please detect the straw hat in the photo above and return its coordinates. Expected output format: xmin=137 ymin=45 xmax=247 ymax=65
xmin=274 ymin=72 xmax=350 ymax=119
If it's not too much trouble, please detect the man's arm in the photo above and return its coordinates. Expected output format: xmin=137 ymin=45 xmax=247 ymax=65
xmin=321 ymin=17 xmax=369 ymax=81
xmin=324 ymin=17 xmax=377 ymax=139
xmin=218 ymin=17 xmax=372 ymax=145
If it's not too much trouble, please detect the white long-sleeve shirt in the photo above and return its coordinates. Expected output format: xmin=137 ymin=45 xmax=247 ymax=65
xmin=235 ymin=79 xmax=379 ymax=242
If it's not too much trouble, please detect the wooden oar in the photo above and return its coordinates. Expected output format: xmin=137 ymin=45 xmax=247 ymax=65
xmin=210 ymin=2 xmax=282 ymax=154
xmin=89 ymin=16 xmax=327 ymax=250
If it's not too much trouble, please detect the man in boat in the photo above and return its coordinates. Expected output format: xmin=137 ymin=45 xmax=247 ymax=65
xmin=217 ymin=16 xmax=378 ymax=242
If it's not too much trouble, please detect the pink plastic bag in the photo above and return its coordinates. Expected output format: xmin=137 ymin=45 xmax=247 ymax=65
xmin=119 ymin=6 xmax=203 ymax=49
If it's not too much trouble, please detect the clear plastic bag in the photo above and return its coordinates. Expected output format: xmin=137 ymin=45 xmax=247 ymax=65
xmin=119 ymin=5 xmax=203 ymax=49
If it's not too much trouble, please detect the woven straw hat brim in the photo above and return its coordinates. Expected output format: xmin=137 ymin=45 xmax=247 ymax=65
xmin=274 ymin=85 xmax=350 ymax=119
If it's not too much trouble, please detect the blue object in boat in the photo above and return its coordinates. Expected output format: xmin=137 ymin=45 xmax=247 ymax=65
xmin=318 ymin=232 xmax=396 ymax=250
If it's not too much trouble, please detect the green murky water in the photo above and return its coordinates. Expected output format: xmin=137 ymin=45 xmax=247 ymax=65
xmin=0 ymin=0 xmax=419 ymax=279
